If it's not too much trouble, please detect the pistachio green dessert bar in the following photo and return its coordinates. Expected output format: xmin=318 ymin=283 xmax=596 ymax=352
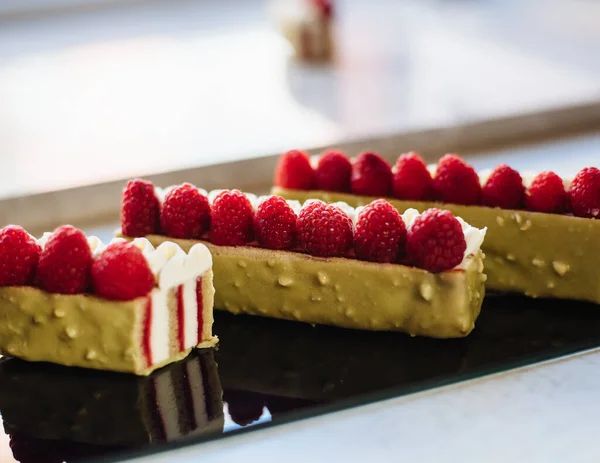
xmin=273 ymin=187 xmax=600 ymax=304
xmin=0 ymin=233 xmax=217 ymax=376
xmin=136 ymin=235 xmax=486 ymax=339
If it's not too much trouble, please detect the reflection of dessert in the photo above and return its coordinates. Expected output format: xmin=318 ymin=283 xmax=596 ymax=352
xmin=0 ymin=225 xmax=216 ymax=375
xmin=215 ymin=295 xmax=600 ymax=403
xmin=9 ymin=433 xmax=116 ymax=463
xmin=273 ymin=150 xmax=600 ymax=304
xmin=216 ymin=311 xmax=467 ymax=401
xmin=119 ymin=180 xmax=487 ymax=338
xmin=272 ymin=0 xmax=334 ymax=62
xmin=0 ymin=350 xmax=223 ymax=461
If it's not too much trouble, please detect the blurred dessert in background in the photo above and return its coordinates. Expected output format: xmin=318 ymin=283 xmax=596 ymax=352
xmin=272 ymin=0 xmax=335 ymax=62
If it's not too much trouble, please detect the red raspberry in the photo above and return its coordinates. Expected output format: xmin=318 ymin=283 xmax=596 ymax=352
xmin=160 ymin=183 xmax=211 ymax=239
xmin=433 ymin=154 xmax=481 ymax=205
xmin=314 ymin=149 xmax=352 ymax=192
xmin=481 ymin=164 xmax=525 ymax=209
xmin=0 ymin=225 xmax=41 ymax=286
xmin=525 ymin=171 xmax=568 ymax=213
xmin=354 ymin=199 xmax=407 ymax=263
xmin=405 ymin=208 xmax=466 ymax=273
xmin=254 ymin=196 xmax=298 ymax=250
xmin=297 ymin=201 xmax=353 ymax=257
xmin=392 ymin=152 xmax=434 ymax=200
xmin=211 ymin=190 xmax=255 ymax=245
xmin=36 ymin=225 xmax=93 ymax=294
xmin=91 ymin=242 xmax=154 ymax=301
xmin=121 ymin=179 xmax=161 ymax=237
xmin=351 ymin=152 xmax=392 ymax=197
xmin=568 ymin=167 xmax=600 ymax=218
xmin=274 ymin=150 xmax=315 ymax=190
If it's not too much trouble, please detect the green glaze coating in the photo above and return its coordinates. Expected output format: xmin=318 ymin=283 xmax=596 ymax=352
xmin=142 ymin=235 xmax=485 ymax=339
xmin=274 ymin=187 xmax=600 ymax=304
xmin=0 ymin=287 xmax=150 ymax=374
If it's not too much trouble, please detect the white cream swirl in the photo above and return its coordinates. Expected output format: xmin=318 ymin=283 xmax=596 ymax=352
xmin=131 ymin=238 xmax=212 ymax=289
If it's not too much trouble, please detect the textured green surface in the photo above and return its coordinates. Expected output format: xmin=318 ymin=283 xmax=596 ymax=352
xmin=0 ymin=287 xmax=145 ymax=374
xmin=144 ymin=235 xmax=485 ymax=339
xmin=274 ymin=187 xmax=600 ymax=305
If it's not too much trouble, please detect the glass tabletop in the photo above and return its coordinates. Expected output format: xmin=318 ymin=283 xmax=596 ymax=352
xmin=1 ymin=293 xmax=600 ymax=463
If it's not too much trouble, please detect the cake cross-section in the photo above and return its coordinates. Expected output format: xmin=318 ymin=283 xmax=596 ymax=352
xmin=0 ymin=225 xmax=217 ymax=375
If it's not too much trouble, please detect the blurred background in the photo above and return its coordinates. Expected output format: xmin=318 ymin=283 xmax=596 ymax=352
xmin=1 ymin=0 xmax=600 ymax=203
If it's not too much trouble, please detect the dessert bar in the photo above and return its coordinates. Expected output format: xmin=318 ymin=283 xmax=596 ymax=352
xmin=273 ymin=149 xmax=600 ymax=304
xmin=119 ymin=180 xmax=487 ymax=338
xmin=0 ymin=225 xmax=217 ymax=375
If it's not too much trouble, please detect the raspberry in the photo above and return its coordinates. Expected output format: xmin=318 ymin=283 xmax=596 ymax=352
xmin=354 ymin=199 xmax=407 ymax=263
xmin=254 ymin=196 xmax=298 ymax=250
xmin=568 ymin=167 xmax=600 ymax=218
xmin=91 ymin=242 xmax=154 ymax=301
xmin=121 ymin=179 xmax=161 ymax=237
xmin=314 ymin=149 xmax=352 ymax=192
xmin=274 ymin=150 xmax=315 ymax=190
xmin=525 ymin=171 xmax=568 ymax=213
xmin=211 ymin=190 xmax=255 ymax=245
xmin=36 ymin=225 xmax=93 ymax=294
xmin=392 ymin=152 xmax=434 ymax=200
xmin=0 ymin=225 xmax=41 ymax=286
xmin=433 ymin=154 xmax=481 ymax=205
xmin=405 ymin=208 xmax=466 ymax=273
xmin=297 ymin=201 xmax=353 ymax=257
xmin=160 ymin=183 xmax=211 ymax=239
xmin=481 ymin=164 xmax=525 ymax=209
xmin=350 ymin=152 xmax=392 ymax=197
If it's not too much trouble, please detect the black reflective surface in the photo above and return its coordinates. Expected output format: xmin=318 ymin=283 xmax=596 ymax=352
xmin=2 ymin=295 xmax=600 ymax=462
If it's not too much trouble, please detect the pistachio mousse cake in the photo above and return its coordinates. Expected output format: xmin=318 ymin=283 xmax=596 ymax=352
xmin=0 ymin=225 xmax=216 ymax=375
xmin=119 ymin=180 xmax=487 ymax=338
xmin=272 ymin=149 xmax=600 ymax=304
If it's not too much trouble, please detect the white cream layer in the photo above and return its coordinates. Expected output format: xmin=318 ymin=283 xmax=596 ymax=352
xmin=150 ymin=288 xmax=170 ymax=366
xmin=182 ymin=280 xmax=199 ymax=350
